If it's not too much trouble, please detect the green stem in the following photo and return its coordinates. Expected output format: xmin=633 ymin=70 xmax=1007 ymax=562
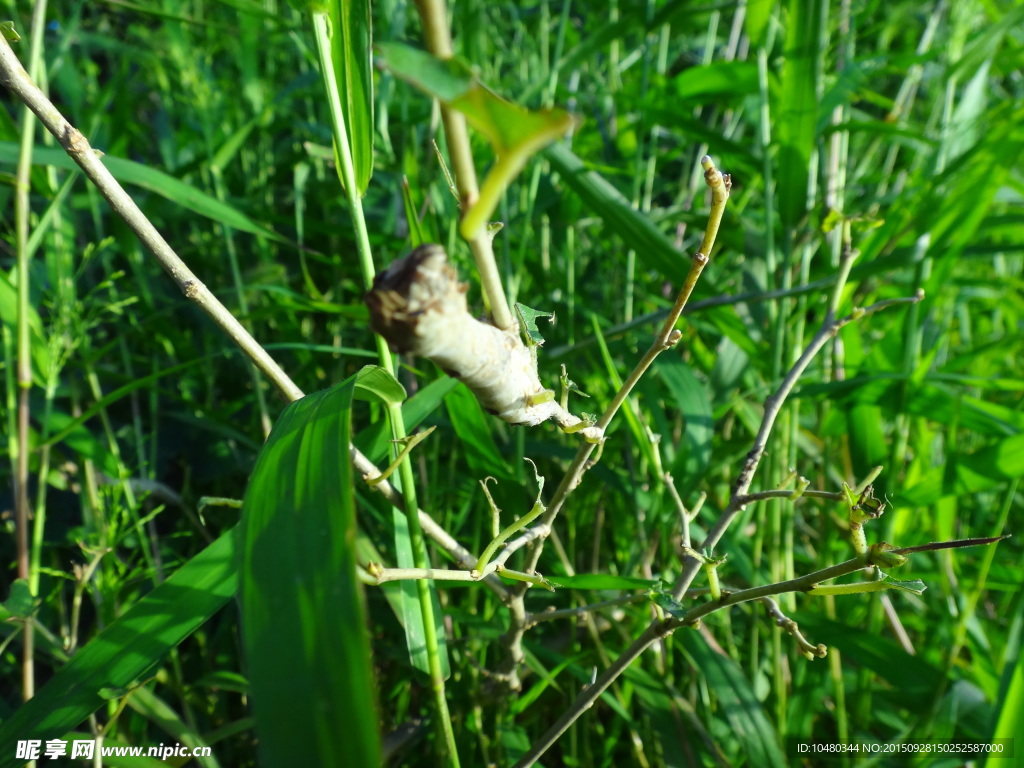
xmin=14 ymin=0 xmax=51 ymax=703
xmin=311 ymin=14 xmax=459 ymax=766
xmin=414 ymin=0 xmax=513 ymax=332
xmin=474 ymin=500 xmax=546 ymax=575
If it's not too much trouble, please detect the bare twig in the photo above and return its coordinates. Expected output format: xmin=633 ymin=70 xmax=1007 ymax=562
xmin=0 ymin=32 xmax=488 ymax=599
xmin=672 ymin=289 xmax=925 ymax=602
xmin=495 ymin=157 xmax=731 ymax=691
xmin=515 ymin=248 xmax=925 ymax=764
xmin=524 ymin=595 xmax=649 ymax=629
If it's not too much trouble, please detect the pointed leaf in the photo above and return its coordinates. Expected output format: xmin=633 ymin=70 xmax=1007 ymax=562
xmin=328 ymin=0 xmax=374 ymax=194
xmin=514 ymin=302 xmax=555 ymax=346
xmin=377 ymin=42 xmax=574 ymax=239
xmin=0 ymin=531 xmax=238 ymax=768
xmin=240 ymin=375 xmax=380 ymax=768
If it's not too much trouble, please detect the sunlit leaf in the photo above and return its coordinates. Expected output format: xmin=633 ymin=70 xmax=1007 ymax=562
xmin=240 ymin=375 xmax=380 ymax=768
xmin=377 ymin=41 xmax=574 ymax=239
xmin=514 ymin=302 xmax=554 ymax=346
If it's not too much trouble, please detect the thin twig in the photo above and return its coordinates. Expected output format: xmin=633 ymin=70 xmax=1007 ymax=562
xmin=524 ymin=595 xmax=649 ymax=629
xmin=516 ymin=254 xmax=925 ymax=765
xmin=0 ymin=33 xmax=495 ymax=600
xmin=496 ymin=157 xmax=730 ymax=690
xmin=671 ymin=288 xmax=925 ymax=602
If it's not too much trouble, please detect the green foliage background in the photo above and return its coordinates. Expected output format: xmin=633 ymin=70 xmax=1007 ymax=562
xmin=1 ymin=0 xmax=1022 ymax=766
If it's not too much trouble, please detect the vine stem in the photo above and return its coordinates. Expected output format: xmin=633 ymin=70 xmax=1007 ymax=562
xmin=310 ymin=14 xmax=459 ymax=765
xmin=514 ymin=270 xmax=924 ymax=765
xmin=414 ymin=0 xmax=514 ymax=331
xmin=492 ymin=157 xmax=730 ymax=690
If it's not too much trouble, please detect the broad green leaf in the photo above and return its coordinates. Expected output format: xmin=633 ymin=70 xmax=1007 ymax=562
xmin=240 ymin=375 xmax=380 ymax=768
xmin=2 ymin=579 xmax=36 ymax=619
xmin=0 ymin=530 xmax=238 ymax=768
xmin=514 ymin=302 xmax=555 ymax=346
xmin=657 ymin=358 xmax=713 ymax=494
xmin=679 ymin=632 xmax=786 ymax=767
xmin=377 ymin=42 xmax=475 ymax=102
xmin=793 ymin=613 xmax=943 ymax=709
xmin=675 ymin=61 xmax=759 ymax=101
xmin=445 ymin=382 xmax=514 ymax=481
xmin=774 ymin=0 xmax=822 ymax=228
xmin=985 ymin=598 xmax=1024 ymax=766
xmin=899 ymin=433 xmax=1024 ymax=506
xmin=745 ymin=0 xmax=773 ymax=48
xmin=327 ymin=0 xmax=373 ymax=194
xmin=352 ymin=364 xmax=406 ymax=404
xmin=377 ymin=41 xmax=574 ymax=239
xmin=0 ymin=143 xmax=287 ymax=243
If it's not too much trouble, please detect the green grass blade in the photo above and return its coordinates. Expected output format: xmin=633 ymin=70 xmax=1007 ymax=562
xmin=544 ymin=142 xmax=693 ymax=284
xmin=328 ymin=0 xmax=374 ymax=195
xmin=239 ymin=373 xmax=381 ymax=768
xmin=0 ymin=142 xmax=287 ymax=243
xmin=679 ymin=631 xmax=786 ymax=767
xmin=774 ymin=0 xmax=822 ymax=228
xmin=0 ymin=530 xmax=238 ymax=768
xmin=985 ymin=597 xmax=1024 ymax=767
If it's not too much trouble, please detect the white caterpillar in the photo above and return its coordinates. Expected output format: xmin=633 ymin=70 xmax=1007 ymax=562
xmin=366 ymin=245 xmax=602 ymax=443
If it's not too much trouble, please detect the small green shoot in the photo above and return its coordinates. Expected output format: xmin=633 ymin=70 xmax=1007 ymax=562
xmin=515 ymin=302 xmax=555 ymax=347
xmin=377 ymin=42 xmax=576 ymax=240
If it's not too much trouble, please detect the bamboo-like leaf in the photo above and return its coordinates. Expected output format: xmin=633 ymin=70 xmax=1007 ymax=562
xmin=985 ymin=598 xmax=1024 ymax=767
xmin=0 ymin=531 xmax=238 ymax=768
xmin=745 ymin=0 xmax=773 ymax=48
xmin=774 ymin=0 xmax=822 ymax=228
xmin=377 ymin=42 xmax=574 ymax=239
xmin=675 ymin=61 xmax=759 ymax=101
xmin=657 ymin=358 xmax=713 ymax=495
xmin=0 ymin=143 xmax=287 ymax=243
xmin=351 ymin=363 xmax=407 ymax=404
xmin=328 ymin=0 xmax=374 ymax=195
xmin=679 ymin=632 xmax=786 ymax=767
xmin=543 ymin=142 xmax=691 ymax=283
xmin=240 ymin=372 xmax=381 ymax=768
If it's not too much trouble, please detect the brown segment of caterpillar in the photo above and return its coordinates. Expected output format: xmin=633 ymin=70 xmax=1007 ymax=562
xmin=365 ymin=244 xmax=603 ymax=443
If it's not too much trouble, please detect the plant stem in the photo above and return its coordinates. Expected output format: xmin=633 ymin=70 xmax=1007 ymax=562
xmin=414 ymin=0 xmax=514 ymax=332
xmin=493 ymin=158 xmax=729 ymax=690
xmin=517 ymin=278 xmax=923 ymax=765
xmin=311 ymin=14 xmax=459 ymax=765
xmin=12 ymin=0 xmax=50 ymax=705
xmin=0 ymin=31 xmax=485 ymax=728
